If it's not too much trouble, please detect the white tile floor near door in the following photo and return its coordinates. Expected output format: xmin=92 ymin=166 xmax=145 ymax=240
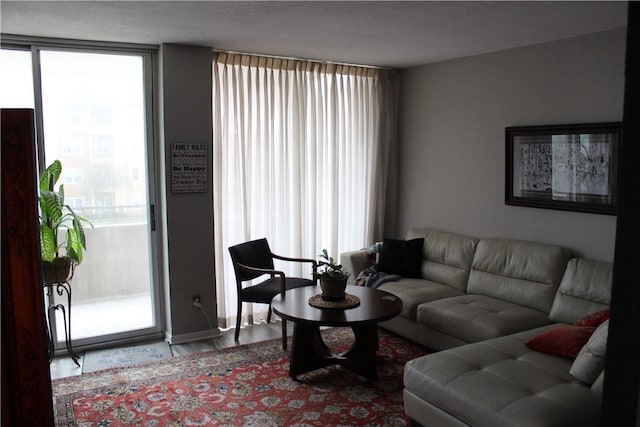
xmin=62 ymin=295 xmax=154 ymax=340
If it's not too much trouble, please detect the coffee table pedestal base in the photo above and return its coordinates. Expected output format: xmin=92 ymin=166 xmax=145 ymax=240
xmin=289 ymin=323 xmax=379 ymax=382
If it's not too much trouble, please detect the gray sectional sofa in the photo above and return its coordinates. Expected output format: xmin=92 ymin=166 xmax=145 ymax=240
xmin=341 ymin=228 xmax=612 ymax=427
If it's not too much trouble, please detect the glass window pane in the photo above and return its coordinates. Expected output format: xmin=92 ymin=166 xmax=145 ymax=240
xmin=0 ymin=49 xmax=35 ymax=108
xmin=39 ymin=50 xmax=154 ymax=341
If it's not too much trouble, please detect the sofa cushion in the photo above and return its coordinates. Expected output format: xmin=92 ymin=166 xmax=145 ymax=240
xmin=416 ymin=294 xmax=551 ymax=343
xmin=404 ymin=326 xmax=602 ymax=427
xmin=406 ymin=228 xmax=478 ymax=291
xmin=549 ymin=258 xmax=612 ymax=324
xmin=467 ymin=238 xmax=572 ymax=313
xmin=378 ymin=278 xmax=464 ymax=320
xmin=591 ymin=370 xmax=605 ymax=396
xmin=570 ymin=320 xmax=609 ymax=385
xmin=525 ymin=325 xmax=596 ymax=359
xmin=377 ymin=238 xmax=424 ymax=278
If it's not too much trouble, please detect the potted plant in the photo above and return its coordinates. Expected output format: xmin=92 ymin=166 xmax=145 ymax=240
xmin=314 ymin=249 xmax=350 ymax=301
xmin=39 ymin=160 xmax=93 ymax=284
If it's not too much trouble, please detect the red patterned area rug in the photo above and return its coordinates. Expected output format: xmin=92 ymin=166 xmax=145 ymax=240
xmin=52 ymin=328 xmax=428 ymax=426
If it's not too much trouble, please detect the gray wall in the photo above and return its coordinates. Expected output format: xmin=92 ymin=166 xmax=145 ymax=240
xmin=159 ymin=44 xmax=217 ymax=341
xmin=397 ymin=28 xmax=626 ymax=262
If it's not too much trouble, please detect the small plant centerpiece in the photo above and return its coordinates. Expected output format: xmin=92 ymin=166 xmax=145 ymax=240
xmin=39 ymin=160 xmax=93 ymax=284
xmin=314 ymin=249 xmax=350 ymax=301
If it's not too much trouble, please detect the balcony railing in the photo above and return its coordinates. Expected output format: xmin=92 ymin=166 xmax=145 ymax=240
xmin=57 ymin=205 xmax=151 ymax=304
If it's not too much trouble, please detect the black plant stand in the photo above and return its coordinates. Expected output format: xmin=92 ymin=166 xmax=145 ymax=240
xmin=44 ymin=279 xmax=80 ymax=367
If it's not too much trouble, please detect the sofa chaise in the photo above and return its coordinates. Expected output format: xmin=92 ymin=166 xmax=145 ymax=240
xmin=341 ymin=228 xmax=612 ymax=427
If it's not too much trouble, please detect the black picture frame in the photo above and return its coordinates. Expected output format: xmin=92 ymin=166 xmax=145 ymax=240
xmin=505 ymin=122 xmax=621 ymax=215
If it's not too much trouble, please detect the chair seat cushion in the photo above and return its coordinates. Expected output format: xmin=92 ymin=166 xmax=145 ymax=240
xmin=241 ymin=277 xmax=314 ymax=303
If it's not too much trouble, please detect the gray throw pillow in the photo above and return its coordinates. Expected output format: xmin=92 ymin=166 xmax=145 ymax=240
xmin=569 ymin=320 xmax=608 ymax=385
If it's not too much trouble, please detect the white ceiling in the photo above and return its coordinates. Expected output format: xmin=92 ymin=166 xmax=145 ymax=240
xmin=0 ymin=1 xmax=628 ymax=69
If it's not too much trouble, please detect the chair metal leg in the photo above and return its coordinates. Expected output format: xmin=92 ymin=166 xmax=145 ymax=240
xmin=267 ymin=304 xmax=273 ymax=324
xmin=235 ymin=301 xmax=242 ymax=341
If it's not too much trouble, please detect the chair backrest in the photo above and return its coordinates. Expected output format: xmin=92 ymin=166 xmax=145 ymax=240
xmin=228 ymin=238 xmax=275 ymax=282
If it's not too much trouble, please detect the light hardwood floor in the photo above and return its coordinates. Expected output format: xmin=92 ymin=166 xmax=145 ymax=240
xmin=50 ymin=320 xmax=292 ymax=380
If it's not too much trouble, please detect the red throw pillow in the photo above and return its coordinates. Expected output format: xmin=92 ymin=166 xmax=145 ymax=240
xmin=525 ymin=325 xmax=596 ymax=359
xmin=574 ymin=309 xmax=610 ymax=328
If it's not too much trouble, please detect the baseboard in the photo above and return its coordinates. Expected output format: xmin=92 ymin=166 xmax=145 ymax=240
xmin=165 ymin=328 xmax=222 ymax=344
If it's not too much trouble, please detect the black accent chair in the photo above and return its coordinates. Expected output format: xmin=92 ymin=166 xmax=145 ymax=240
xmin=228 ymin=238 xmax=317 ymax=350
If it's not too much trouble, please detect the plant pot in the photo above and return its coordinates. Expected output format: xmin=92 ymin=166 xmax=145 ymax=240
xmin=42 ymin=257 xmax=75 ymax=285
xmin=319 ymin=277 xmax=348 ymax=301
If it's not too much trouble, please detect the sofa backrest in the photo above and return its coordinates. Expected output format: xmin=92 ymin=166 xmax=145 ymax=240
xmin=467 ymin=238 xmax=572 ymax=313
xmin=549 ymin=258 xmax=612 ymax=324
xmin=405 ymin=228 xmax=478 ymax=291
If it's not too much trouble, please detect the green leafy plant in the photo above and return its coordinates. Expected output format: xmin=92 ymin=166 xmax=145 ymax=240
xmin=39 ymin=160 xmax=93 ymax=264
xmin=313 ymin=249 xmax=350 ymax=280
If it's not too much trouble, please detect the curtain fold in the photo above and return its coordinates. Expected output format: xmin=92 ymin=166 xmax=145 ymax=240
xmin=212 ymin=53 xmax=398 ymax=328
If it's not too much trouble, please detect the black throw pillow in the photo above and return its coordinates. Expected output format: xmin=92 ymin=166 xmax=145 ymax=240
xmin=377 ymin=238 xmax=424 ymax=278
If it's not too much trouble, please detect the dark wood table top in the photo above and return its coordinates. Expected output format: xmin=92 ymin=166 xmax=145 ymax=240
xmin=272 ymin=285 xmax=402 ymax=327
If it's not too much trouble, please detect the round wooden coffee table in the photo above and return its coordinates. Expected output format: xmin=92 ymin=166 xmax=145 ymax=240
xmin=271 ymin=285 xmax=402 ymax=382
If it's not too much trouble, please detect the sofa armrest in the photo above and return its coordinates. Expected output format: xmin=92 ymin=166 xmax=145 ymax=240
xmin=340 ymin=250 xmax=375 ymax=285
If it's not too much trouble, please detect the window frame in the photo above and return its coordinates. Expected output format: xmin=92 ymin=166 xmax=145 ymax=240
xmin=1 ymin=35 xmax=166 ymax=350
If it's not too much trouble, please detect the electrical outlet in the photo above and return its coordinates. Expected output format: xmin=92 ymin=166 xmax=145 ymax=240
xmin=192 ymin=295 xmax=202 ymax=310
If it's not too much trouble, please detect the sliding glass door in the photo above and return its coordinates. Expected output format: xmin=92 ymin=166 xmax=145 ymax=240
xmin=1 ymin=45 xmax=162 ymax=351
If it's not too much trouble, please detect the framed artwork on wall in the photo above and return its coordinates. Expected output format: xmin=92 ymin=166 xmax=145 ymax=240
xmin=505 ymin=122 xmax=621 ymax=215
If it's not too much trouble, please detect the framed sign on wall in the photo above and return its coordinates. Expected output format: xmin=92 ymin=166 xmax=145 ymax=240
xmin=505 ymin=122 xmax=621 ymax=215
xmin=171 ymin=143 xmax=207 ymax=193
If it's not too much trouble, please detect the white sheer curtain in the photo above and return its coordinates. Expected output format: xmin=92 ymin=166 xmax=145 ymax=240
xmin=212 ymin=53 xmax=398 ymax=328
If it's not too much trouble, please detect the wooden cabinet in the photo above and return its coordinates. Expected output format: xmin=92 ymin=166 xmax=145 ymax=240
xmin=1 ymin=108 xmax=55 ymax=426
